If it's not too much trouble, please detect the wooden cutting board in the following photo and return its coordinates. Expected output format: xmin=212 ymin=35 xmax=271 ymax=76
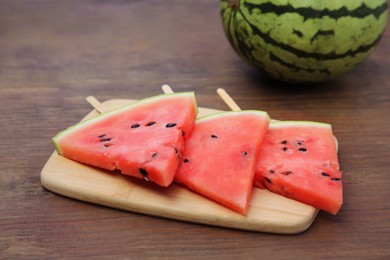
xmin=40 ymin=99 xmax=318 ymax=234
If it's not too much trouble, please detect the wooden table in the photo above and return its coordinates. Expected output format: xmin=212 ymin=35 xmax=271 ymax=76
xmin=1 ymin=1 xmax=389 ymax=259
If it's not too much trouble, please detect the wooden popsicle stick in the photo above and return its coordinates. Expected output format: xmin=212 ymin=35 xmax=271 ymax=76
xmin=216 ymin=88 xmax=242 ymax=112
xmin=162 ymin=84 xmax=174 ymax=94
xmin=217 ymin=88 xmax=278 ymax=122
xmin=86 ymin=96 xmax=106 ymax=114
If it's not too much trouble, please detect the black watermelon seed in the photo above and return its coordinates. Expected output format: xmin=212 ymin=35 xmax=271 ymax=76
xmin=282 ymin=147 xmax=288 ymax=152
xmin=297 ymin=140 xmax=304 ymax=145
xmin=281 ymin=171 xmax=292 ymax=175
xmin=331 ymin=177 xmax=341 ymax=181
xmin=321 ymin=172 xmax=330 ymax=177
xmin=139 ymin=168 xmax=148 ymax=177
xmin=100 ymin=138 xmax=111 ymax=142
xmin=166 ymin=123 xmax=177 ymax=128
xmin=152 ymin=152 xmax=158 ymax=158
xmin=98 ymin=134 xmax=106 ymax=138
xmin=269 ymin=169 xmax=275 ymax=174
xmin=146 ymin=121 xmax=156 ymax=126
xmin=181 ymin=130 xmax=185 ymax=137
xmin=242 ymin=151 xmax=248 ymax=156
xmin=184 ymin=158 xmax=189 ymax=163
xmin=131 ymin=123 xmax=140 ymax=128
xmin=174 ymin=148 xmax=178 ymax=154
xmin=265 ymin=177 xmax=272 ymax=184
xmin=298 ymin=148 xmax=307 ymax=152
xmin=211 ymin=134 xmax=218 ymax=138
xmin=104 ymin=143 xmax=112 ymax=147
xmin=281 ymin=140 xmax=288 ymax=144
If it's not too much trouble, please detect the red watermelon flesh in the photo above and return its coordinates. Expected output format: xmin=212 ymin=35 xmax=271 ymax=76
xmin=254 ymin=121 xmax=342 ymax=215
xmin=175 ymin=111 xmax=270 ymax=215
xmin=52 ymin=92 xmax=198 ymax=187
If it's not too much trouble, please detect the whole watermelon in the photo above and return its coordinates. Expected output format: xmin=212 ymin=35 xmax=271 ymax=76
xmin=220 ymin=0 xmax=388 ymax=83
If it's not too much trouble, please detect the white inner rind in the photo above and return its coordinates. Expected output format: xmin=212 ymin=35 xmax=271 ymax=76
xmin=269 ymin=120 xmax=331 ymax=129
xmin=197 ymin=110 xmax=271 ymax=122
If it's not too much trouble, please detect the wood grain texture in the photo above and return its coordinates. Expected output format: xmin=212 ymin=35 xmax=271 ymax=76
xmin=1 ymin=0 xmax=389 ymax=259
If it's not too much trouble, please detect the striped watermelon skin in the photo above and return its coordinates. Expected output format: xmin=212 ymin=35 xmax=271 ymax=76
xmin=220 ymin=0 xmax=388 ymax=83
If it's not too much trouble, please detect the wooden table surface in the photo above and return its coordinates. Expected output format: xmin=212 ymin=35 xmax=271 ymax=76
xmin=1 ymin=1 xmax=389 ymax=259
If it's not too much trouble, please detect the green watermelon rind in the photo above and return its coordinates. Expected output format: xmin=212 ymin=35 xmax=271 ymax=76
xmin=52 ymin=92 xmax=198 ymax=155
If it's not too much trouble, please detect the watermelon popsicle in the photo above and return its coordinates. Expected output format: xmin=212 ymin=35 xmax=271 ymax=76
xmin=217 ymin=89 xmax=343 ymax=215
xmin=52 ymin=91 xmax=198 ymax=187
xmin=217 ymin=88 xmax=343 ymax=215
xmin=254 ymin=121 xmax=343 ymax=215
xmin=174 ymin=89 xmax=270 ymax=215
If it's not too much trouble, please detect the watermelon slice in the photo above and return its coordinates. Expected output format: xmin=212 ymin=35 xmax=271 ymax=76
xmin=52 ymin=92 xmax=198 ymax=187
xmin=175 ymin=111 xmax=270 ymax=215
xmin=254 ymin=121 xmax=342 ymax=215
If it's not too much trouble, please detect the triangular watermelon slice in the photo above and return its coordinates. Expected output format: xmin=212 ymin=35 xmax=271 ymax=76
xmin=254 ymin=121 xmax=343 ymax=215
xmin=175 ymin=111 xmax=270 ymax=215
xmin=52 ymin=92 xmax=198 ymax=187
